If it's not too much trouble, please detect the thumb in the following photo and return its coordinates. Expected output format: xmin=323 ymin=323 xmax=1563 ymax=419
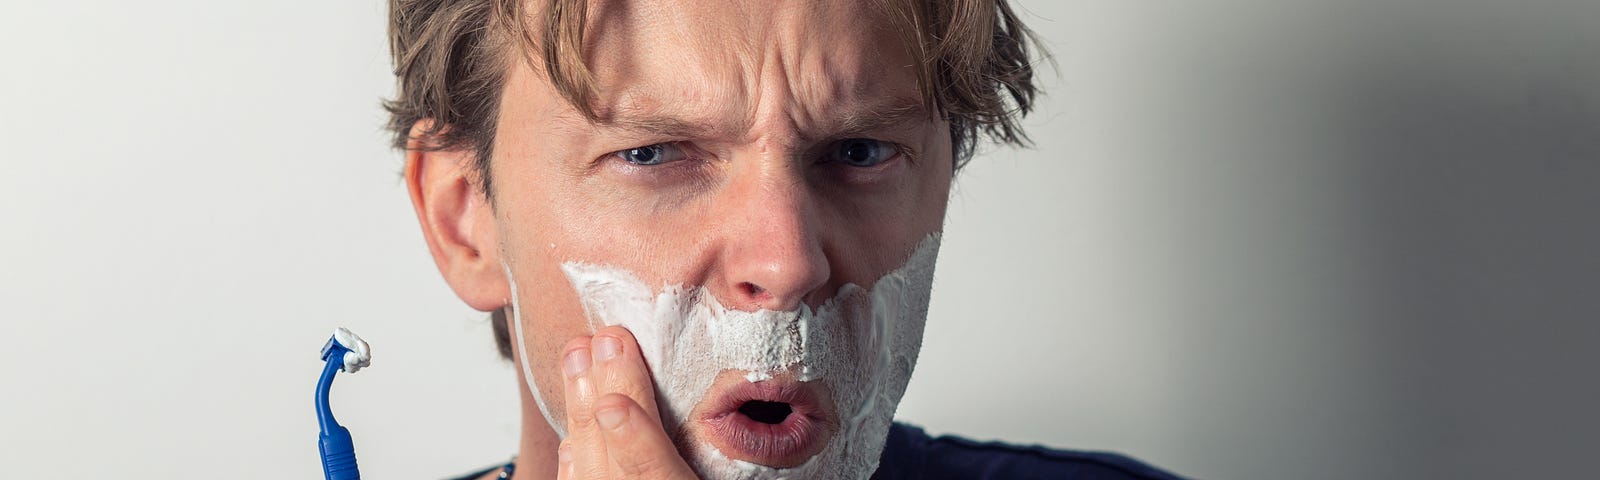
xmin=593 ymin=393 xmax=699 ymax=478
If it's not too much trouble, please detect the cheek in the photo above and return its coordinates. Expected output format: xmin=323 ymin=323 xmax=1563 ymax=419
xmin=908 ymin=157 xmax=954 ymax=229
xmin=918 ymin=126 xmax=956 ymax=217
xmin=502 ymin=252 xmax=593 ymax=428
xmin=828 ymin=136 xmax=955 ymax=275
xmin=496 ymin=192 xmax=630 ymax=429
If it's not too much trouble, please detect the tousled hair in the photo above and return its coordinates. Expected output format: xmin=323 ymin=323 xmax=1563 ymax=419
xmin=385 ymin=0 xmax=1044 ymax=360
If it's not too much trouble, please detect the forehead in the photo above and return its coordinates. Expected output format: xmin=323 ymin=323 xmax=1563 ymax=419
xmin=575 ymin=0 xmax=924 ymax=137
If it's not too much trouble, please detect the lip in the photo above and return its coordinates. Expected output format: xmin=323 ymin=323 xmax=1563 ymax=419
xmin=694 ymin=373 xmax=836 ymax=468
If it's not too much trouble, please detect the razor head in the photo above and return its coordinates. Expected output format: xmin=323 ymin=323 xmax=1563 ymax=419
xmin=323 ymin=327 xmax=372 ymax=374
xmin=321 ymin=336 xmax=347 ymax=362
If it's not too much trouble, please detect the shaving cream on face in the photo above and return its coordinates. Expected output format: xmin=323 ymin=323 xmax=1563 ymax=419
xmin=513 ymin=233 xmax=940 ymax=480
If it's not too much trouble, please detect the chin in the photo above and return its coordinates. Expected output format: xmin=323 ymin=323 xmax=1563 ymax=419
xmin=672 ymin=370 xmax=904 ymax=480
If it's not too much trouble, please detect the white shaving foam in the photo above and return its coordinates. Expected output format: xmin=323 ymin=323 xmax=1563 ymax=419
xmin=332 ymin=327 xmax=371 ymax=374
xmin=521 ymin=233 xmax=941 ymax=480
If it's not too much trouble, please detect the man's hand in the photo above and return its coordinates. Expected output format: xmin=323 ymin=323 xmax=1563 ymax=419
xmin=557 ymin=326 xmax=700 ymax=479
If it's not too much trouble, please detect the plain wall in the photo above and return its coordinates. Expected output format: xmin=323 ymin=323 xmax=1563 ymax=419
xmin=2 ymin=1 xmax=1596 ymax=478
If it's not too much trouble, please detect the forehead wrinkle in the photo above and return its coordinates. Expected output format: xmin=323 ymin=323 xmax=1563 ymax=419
xmin=581 ymin=0 xmax=758 ymax=140
xmin=758 ymin=2 xmax=924 ymax=140
xmin=580 ymin=0 xmax=924 ymax=146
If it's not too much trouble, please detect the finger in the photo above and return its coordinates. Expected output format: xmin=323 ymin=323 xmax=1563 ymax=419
xmin=590 ymin=326 xmax=664 ymax=424
xmin=559 ymin=335 xmax=610 ymax=477
xmin=594 ymin=393 xmax=699 ymax=478
xmin=556 ymin=440 xmax=575 ymax=480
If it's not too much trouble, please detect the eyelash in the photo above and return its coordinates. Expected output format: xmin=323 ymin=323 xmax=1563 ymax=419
xmin=614 ymin=143 xmax=688 ymax=166
xmin=607 ymin=139 xmax=907 ymax=170
xmin=823 ymin=138 xmax=902 ymax=168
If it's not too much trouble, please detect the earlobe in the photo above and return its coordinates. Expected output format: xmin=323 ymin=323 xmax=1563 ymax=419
xmin=404 ymin=122 xmax=509 ymax=312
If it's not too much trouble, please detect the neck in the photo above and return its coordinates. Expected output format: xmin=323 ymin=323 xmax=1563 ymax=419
xmin=509 ymin=392 xmax=561 ymax=480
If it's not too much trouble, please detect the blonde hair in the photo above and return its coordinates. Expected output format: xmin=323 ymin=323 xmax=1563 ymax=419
xmin=384 ymin=0 xmax=1044 ymax=359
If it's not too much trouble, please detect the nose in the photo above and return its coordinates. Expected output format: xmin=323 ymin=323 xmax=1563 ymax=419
xmin=708 ymin=169 xmax=831 ymax=312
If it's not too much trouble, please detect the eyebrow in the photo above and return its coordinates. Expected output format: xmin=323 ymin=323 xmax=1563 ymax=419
xmin=600 ymin=114 xmax=722 ymax=139
xmin=831 ymin=98 xmax=933 ymax=137
xmin=583 ymin=96 xmax=932 ymax=140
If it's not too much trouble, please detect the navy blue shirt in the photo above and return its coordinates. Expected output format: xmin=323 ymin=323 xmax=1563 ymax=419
xmin=874 ymin=423 xmax=1185 ymax=480
xmin=451 ymin=423 xmax=1185 ymax=479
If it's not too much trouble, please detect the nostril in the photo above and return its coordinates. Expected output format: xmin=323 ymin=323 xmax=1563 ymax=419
xmin=739 ymin=282 xmax=769 ymax=299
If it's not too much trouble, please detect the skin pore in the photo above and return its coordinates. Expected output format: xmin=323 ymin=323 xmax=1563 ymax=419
xmin=405 ymin=1 xmax=953 ymax=478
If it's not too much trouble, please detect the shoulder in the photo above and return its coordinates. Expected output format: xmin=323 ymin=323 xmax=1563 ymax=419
xmin=874 ymin=423 xmax=1188 ymax=480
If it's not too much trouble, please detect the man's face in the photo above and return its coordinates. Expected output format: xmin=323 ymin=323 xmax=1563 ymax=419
xmin=485 ymin=0 xmax=950 ymax=475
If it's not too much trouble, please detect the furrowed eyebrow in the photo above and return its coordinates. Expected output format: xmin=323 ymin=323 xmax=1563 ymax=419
xmin=831 ymin=99 xmax=933 ymax=137
xmin=599 ymin=114 xmax=721 ymax=139
xmin=574 ymin=97 xmax=931 ymax=140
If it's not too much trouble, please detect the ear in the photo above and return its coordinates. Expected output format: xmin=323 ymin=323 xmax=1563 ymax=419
xmin=404 ymin=121 xmax=509 ymax=312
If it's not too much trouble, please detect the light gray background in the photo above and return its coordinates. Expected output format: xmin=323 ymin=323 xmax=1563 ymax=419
xmin=3 ymin=1 xmax=1596 ymax=478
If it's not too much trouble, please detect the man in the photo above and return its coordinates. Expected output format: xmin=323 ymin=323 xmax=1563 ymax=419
xmin=388 ymin=0 xmax=1184 ymax=478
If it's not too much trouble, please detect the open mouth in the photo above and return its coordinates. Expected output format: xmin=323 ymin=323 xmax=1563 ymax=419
xmin=738 ymin=400 xmax=794 ymax=425
xmin=695 ymin=373 xmax=836 ymax=468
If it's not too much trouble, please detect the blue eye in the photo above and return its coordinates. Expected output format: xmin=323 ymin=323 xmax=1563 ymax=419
xmin=615 ymin=143 xmax=684 ymax=166
xmin=830 ymin=138 xmax=895 ymax=167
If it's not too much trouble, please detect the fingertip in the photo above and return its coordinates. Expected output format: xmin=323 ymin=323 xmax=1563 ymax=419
xmin=593 ymin=325 xmax=638 ymax=346
xmin=561 ymin=335 xmax=593 ymax=358
xmin=592 ymin=334 xmax=622 ymax=362
xmin=562 ymin=342 xmax=592 ymax=379
xmin=593 ymin=393 xmax=637 ymax=431
xmin=556 ymin=440 xmax=576 ymax=480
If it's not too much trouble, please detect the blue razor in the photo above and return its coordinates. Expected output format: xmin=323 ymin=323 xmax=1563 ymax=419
xmin=316 ymin=328 xmax=370 ymax=480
